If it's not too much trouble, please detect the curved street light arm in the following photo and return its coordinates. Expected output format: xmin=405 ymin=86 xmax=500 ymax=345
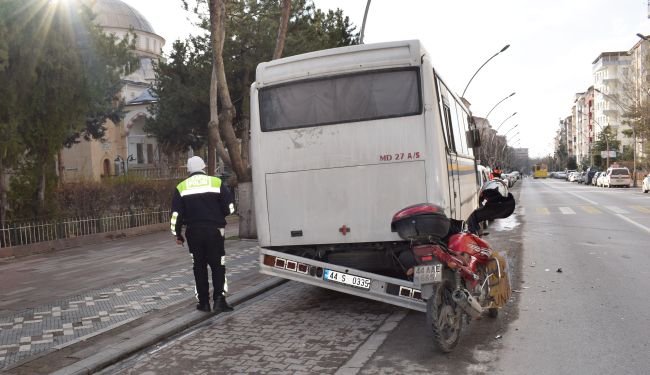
xmin=485 ymin=92 xmax=516 ymax=120
xmin=359 ymin=0 xmax=372 ymax=44
xmin=462 ymin=44 xmax=510 ymax=98
xmin=495 ymin=112 xmax=517 ymax=132
xmin=502 ymin=125 xmax=519 ymax=138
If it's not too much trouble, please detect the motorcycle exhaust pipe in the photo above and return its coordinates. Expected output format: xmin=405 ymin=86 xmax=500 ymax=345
xmin=452 ymin=289 xmax=484 ymax=319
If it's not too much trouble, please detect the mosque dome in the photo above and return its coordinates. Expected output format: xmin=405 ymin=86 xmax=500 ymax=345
xmin=92 ymin=0 xmax=156 ymax=34
xmin=92 ymin=0 xmax=165 ymax=60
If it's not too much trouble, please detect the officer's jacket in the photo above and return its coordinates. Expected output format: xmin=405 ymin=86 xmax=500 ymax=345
xmin=170 ymin=172 xmax=235 ymax=238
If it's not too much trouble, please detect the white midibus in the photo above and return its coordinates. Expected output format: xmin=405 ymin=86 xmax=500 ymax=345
xmin=251 ymin=40 xmax=481 ymax=311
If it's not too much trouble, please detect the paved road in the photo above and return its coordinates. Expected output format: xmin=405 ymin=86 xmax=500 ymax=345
xmin=494 ymin=177 xmax=650 ymax=375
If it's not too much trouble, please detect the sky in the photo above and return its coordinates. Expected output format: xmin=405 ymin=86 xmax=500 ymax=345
xmin=122 ymin=0 xmax=650 ymax=158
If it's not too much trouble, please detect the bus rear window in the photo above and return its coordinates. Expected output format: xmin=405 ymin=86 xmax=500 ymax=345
xmin=259 ymin=68 xmax=422 ymax=131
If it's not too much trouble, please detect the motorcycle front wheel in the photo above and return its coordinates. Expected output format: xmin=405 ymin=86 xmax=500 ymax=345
xmin=426 ymin=280 xmax=462 ymax=353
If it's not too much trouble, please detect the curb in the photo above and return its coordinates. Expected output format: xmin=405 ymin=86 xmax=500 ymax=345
xmin=50 ymin=277 xmax=287 ymax=375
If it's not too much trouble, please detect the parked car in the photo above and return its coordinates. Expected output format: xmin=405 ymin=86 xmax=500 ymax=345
xmin=565 ymin=170 xmax=576 ymax=181
xmin=556 ymin=171 xmax=567 ymax=179
xmin=568 ymin=171 xmax=580 ymax=182
xmin=577 ymin=171 xmax=586 ymax=184
xmin=597 ymin=172 xmax=608 ymax=187
xmin=591 ymin=172 xmax=601 ymax=186
xmin=603 ymin=167 xmax=632 ymax=188
xmin=642 ymin=174 xmax=650 ymax=193
xmin=501 ymin=173 xmax=516 ymax=188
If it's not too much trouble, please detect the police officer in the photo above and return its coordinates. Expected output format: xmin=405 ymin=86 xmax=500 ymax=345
xmin=171 ymin=156 xmax=235 ymax=312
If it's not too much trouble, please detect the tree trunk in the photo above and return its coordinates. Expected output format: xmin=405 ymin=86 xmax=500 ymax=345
xmin=236 ymin=181 xmax=256 ymax=238
xmin=240 ymin=69 xmax=251 ymax=167
xmin=213 ymin=0 xmax=248 ymax=182
xmin=36 ymin=161 xmax=46 ymax=217
xmin=272 ymin=0 xmax=291 ymax=60
xmin=209 ymin=69 xmax=231 ymax=175
xmin=208 ymin=0 xmax=229 ymax=176
xmin=57 ymin=150 xmax=64 ymax=185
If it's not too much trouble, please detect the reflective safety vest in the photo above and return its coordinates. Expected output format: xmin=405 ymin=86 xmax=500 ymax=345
xmin=170 ymin=172 xmax=235 ymax=238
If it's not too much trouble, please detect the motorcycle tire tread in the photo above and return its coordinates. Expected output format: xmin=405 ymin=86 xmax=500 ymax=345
xmin=426 ymin=280 xmax=462 ymax=353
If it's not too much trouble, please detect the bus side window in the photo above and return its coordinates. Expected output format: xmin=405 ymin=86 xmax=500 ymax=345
xmin=442 ymin=103 xmax=456 ymax=152
xmin=449 ymin=100 xmax=464 ymax=155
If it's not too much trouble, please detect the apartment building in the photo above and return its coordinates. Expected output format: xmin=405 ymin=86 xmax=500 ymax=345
xmin=573 ymin=87 xmax=595 ymax=167
xmin=592 ymin=51 xmax=632 ymax=154
xmin=627 ymin=38 xmax=649 ymax=159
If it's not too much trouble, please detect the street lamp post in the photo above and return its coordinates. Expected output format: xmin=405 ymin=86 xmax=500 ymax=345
xmin=360 ymin=0 xmax=372 ymax=44
xmin=462 ymin=44 xmax=510 ymax=98
xmin=489 ymin=113 xmax=517 ymax=155
xmin=485 ymin=92 xmax=516 ymax=120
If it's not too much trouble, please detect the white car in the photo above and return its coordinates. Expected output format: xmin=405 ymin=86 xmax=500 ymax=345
xmin=603 ymin=167 xmax=631 ymax=188
xmin=597 ymin=173 xmax=608 ymax=187
xmin=643 ymin=174 xmax=650 ymax=193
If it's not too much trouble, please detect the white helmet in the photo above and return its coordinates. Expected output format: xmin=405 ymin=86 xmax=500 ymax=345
xmin=187 ymin=156 xmax=206 ymax=173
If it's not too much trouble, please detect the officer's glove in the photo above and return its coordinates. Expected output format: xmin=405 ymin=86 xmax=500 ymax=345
xmin=176 ymin=234 xmax=185 ymax=246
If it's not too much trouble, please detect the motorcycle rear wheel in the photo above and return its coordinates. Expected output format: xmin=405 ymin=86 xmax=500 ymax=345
xmin=426 ymin=281 xmax=462 ymax=352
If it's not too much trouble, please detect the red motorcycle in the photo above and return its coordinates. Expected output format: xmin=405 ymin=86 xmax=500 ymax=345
xmin=391 ymin=181 xmax=515 ymax=352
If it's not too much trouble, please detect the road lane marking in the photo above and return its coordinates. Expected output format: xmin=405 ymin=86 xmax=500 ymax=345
xmin=562 ymin=187 xmax=599 ymax=205
xmin=559 ymin=207 xmax=576 ymax=215
xmin=580 ymin=206 xmax=601 ymax=214
xmin=616 ymin=214 xmax=650 ymax=234
xmin=630 ymin=206 xmax=650 ymax=213
xmin=536 ymin=207 xmax=550 ymax=215
xmin=606 ymin=206 xmax=629 ymax=214
xmin=543 ymin=182 xmax=649 ymax=236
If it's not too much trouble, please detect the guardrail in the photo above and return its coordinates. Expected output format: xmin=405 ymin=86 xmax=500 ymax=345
xmin=0 ymin=210 xmax=170 ymax=248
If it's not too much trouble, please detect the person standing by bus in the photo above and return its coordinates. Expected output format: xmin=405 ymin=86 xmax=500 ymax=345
xmin=170 ymin=156 xmax=236 ymax=313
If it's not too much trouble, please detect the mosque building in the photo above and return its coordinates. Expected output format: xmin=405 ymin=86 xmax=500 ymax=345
xmin=60 ymin=0 xmax=165 ymax=181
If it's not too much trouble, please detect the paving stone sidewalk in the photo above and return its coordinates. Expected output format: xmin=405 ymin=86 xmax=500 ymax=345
xmin=0 ymin=243 xmax=260 ymax=370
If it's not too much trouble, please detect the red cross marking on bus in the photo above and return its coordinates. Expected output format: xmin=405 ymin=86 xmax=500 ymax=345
xmin=339 ymin=225 xmax=350 ymax=235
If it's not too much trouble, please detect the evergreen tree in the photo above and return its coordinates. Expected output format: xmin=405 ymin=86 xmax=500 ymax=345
xmin=145 ymin=38 xmax=212 ymax=154
xmin=1 ymin=0 xmax=138 ymax=218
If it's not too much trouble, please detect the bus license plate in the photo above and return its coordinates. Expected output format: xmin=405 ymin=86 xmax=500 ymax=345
xmin=323 ymin=269 xmax=371 ymax=290
xmin=414 ymin=263 xmax=443 ymax=286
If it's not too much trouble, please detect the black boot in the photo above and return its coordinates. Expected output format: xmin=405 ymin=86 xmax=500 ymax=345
xmin=213 ymin=296 xmax=233 ymax=312
xmin=196 ymin=302 xmax=211 ymax=312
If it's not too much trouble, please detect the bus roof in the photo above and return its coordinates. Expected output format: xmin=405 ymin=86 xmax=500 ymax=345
xmin=255 ymin=40 xmax=424 ymax=87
